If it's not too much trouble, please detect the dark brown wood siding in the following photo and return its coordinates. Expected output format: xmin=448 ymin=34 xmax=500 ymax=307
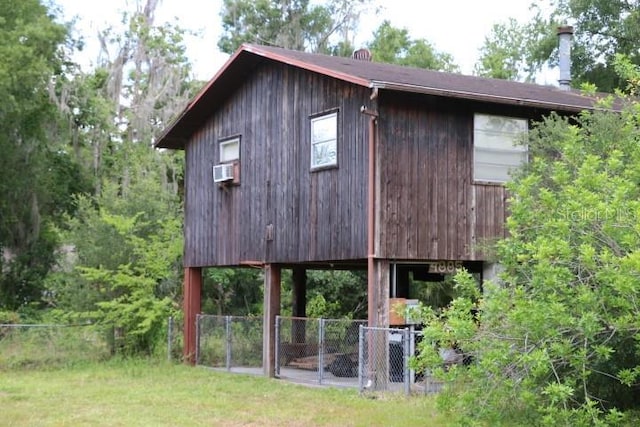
xmin=376 ymin=93 xmax=508 ymax=261
xmin=184 ymin=61 xmax=371 ymax=267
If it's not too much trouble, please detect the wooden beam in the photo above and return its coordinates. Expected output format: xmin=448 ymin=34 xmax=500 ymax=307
xmin=263 ymin=264 xmax=281 ymax=377
xmin=395 ymin=265 xmax=410 ymax=298
xmin=368 ymin=259 xmax=390 ymax=389
xmin=291 ymin=267 xmax=307 ymax=344
xmin=367 ymin=259 xmax=390 ymax=327
xmin=292 ymin=267 xmax=307 ymax=317
xmin=183 ymin=267 xmax=202 ymax=365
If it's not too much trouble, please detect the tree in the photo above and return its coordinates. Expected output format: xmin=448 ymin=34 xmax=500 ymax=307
xmin=41 ymin=0 xmax=195 ymax=353
xmin=218 ymin=0 xmax=373 ymax=54
xmin=279 ymin=270 xmax=367 ymax=319
xmin=551 ymin=0 xmax=640 ymax=91
xmin=367 ymin=21 xmax=458 ymax=72
xmin=475 ymin=18 xmax=531 ymax=81
xmin=477 ymin=1 xmax=640 ymax=91
xmin=200 ymin=268 xmax=367 ymax=319
xmin=0 ymin=0 xmax=92 ymax=311
xmin=202 ymin=267 xmax=263 ymax=316
xmin=51 ymin=153 xmax=184 ymax=354
xmin=414 ymin=74 xmax=640 ymax=425
xmin=74 ymin=205 xmax=182 ymax=355
xmin=88 ymin=2 xmax=194 ymax=197
xmin=475 ymin=12 xmax=557 ymax=82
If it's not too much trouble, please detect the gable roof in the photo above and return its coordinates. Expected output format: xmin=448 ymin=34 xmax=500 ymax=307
xmin=156 ymin=43 xmax=613 ymax=149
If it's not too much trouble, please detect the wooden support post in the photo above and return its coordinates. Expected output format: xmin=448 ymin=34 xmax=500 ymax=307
xmin=376 ymin=259 xmax=390 ymax=327
xmin=263 ymin=264 xmax=281 ymax=377
xmin=395 ymin=266 xmax=410 ymax=298
xmin=367 ymin=259 xmax=390 ymax=389
xmin=368 ymin=259 xmax=390 ymax=328
xmin=291 ymin=267 xmax=306 ymax=344
xmin=183 ymin=267 xmax=202 ymax=365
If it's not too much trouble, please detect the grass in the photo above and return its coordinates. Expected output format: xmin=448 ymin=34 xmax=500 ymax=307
xmin=0 ymin=325 xmax=111 ymax=369
xmin=0 ymin=360 xmax=447 ymax=427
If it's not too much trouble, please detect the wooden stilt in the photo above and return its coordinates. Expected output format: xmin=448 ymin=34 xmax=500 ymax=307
xmin=183 ymin=267 xmax=202 ymax=365
xmin=263 ymin=264 xmax=281 ymax=377
xmin=291 ymin=267 xmax=306 ymax=344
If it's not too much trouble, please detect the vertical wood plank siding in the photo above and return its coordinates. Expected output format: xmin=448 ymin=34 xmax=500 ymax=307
xmin=377 ymin=94 xmax=507 ymax=261
xmin=182 ymin=62 xmax=547 ymax=267
xmin=184 ymin=62 xmax=370 ymax=267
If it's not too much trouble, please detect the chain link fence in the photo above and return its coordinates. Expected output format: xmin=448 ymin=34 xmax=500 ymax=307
xmin=173 ymin=314 xmax=446 ymax=396
xmin=0 ymin=323 xmax=110 ymax=368
xmin=276 ymin=316 xmax=365 ymax=387
xmin=195 ymin=315 xmax=263 ymax=373
xmin=166 ymin=316 xmax=183 ymax=361
xmin=358 ymin=326 xmax=443 ymax=395
xmin=358 ymin=326 xmax=411 ymax=394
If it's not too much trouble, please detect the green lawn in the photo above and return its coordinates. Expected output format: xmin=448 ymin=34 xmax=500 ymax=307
xmin=0 ymin=361 xmax=446 ymax=426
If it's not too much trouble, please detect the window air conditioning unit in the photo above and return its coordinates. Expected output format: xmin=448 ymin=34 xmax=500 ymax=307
xmin=213 ymin=163 xmax=234 ymax=183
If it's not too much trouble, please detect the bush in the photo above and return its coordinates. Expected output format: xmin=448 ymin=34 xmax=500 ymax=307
xmin=414 ymin=105 xmax=640 ymax=426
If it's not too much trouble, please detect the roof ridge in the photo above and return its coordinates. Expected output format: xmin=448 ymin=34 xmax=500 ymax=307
xmin=156 ymin=43 xmax=619 ymax=150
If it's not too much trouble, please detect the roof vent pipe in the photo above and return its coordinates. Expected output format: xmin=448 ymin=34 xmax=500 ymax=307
xmin=557 ymin=25 xmax=574 ymax=91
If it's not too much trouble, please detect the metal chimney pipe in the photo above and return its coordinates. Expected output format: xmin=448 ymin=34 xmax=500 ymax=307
xmin=557 ymin=25 xmax=574 ymax=91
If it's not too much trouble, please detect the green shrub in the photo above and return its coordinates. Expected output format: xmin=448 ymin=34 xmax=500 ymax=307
xmin=414 ymin=105 xmax=640 ymax=426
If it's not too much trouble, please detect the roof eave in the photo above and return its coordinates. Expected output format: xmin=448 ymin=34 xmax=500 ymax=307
xmin=155 ymin=47 xmax=252 ymax=149
xmin=370 ymin=81 xmax=605 ymax=114
xmin=155 ymin=44 xmax=373 ymax=150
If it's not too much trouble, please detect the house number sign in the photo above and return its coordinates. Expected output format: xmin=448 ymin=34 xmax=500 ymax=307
xmin=427 ymin=260 xmax=463 ymax=274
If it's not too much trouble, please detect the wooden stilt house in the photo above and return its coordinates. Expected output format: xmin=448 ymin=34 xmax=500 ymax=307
xmin=156 ymin=42 xmax=606 ymax=375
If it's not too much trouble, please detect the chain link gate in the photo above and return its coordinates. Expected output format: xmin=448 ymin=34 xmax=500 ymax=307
xmin=357 ymin=325 xmax=441 ymax=395
xmin=196 ymin=315 xmax=263 ymax=373
xmin=276 ymin=316 xmax=366 ymax=387
xmin=358 ymin=326 xmax=411 ymax=394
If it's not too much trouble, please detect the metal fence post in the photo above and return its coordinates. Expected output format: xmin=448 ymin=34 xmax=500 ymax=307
xmin=195 ymin=314 xmax=201 ymax=365
xmin=409 ymin=326 xmax=416 ymax=391
xmin=318 ymin=318 xmax=325 ymax=384
xmin=225 ymin=316 xmax=232 ymax=371
xmin=167 ymin=316 xmax=173 ymax=362
xmin=358 ymin=324 xmax=365 ymax=393
xmin=403 ymin=327 xmax=411 ymax=395
xmin=275 ymin=315 xmax=281 ymax=377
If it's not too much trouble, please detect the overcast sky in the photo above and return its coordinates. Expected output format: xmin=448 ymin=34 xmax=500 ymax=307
xmin=57 ymin=0 xmax=553 ymax=83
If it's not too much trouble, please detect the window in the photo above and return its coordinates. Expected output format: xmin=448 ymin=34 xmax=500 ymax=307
xmin=219 ymin=137 xmax=240 ymax=163
xmin=474 ymin=114 xmax=528 ymax=183
xmin=310 ymin=112 xmax=338 ymax=169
